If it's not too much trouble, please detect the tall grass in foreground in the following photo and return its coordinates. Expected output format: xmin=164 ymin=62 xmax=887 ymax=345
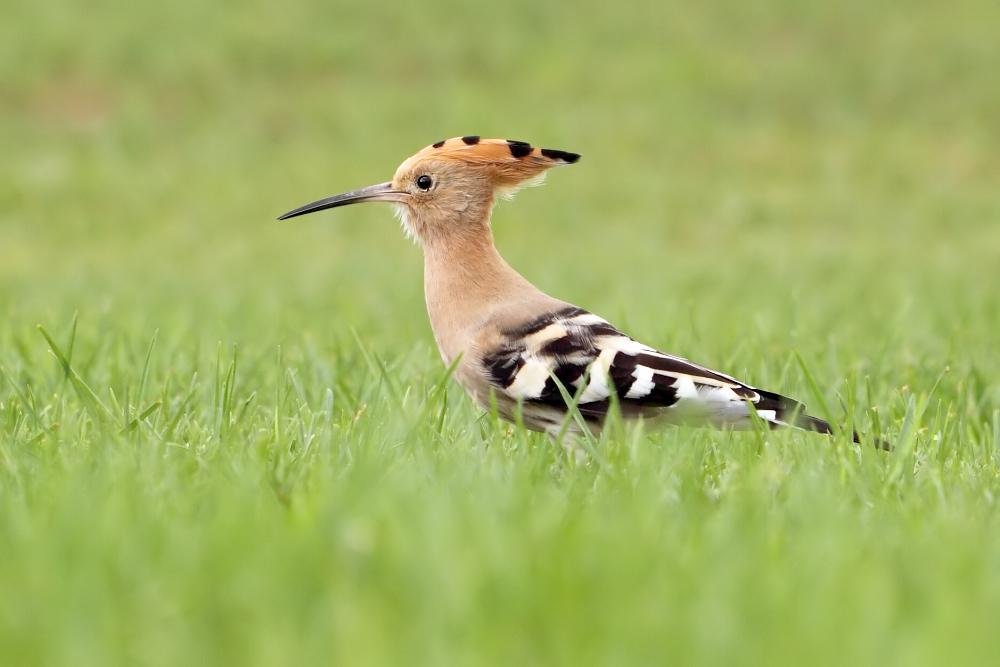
xmin=2 ymin=315 xmax=999 ymax=666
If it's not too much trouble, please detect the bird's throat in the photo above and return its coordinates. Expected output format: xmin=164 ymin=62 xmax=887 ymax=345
xmin=422 ymin=223 xmax=541 ymax=364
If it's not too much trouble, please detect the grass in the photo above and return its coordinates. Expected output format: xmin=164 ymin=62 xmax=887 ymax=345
xmin=2 ymin=0 xmax=1000 ymax=664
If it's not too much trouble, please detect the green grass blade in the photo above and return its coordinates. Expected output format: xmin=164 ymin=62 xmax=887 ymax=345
xmin=37 ymin=324 xmax=119 ymax=426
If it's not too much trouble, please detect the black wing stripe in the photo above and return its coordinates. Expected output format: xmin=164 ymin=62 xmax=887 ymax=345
xmin=538 ymin=362 xmax=589 ymax=403
xmin=635 ymin=353 xmax=727 ymax=381
xmin=632 ymin=373 xmax=680 ymax=407
xmin=540 ymin=334 xmax=593 ymax=357
xmin=752 ymin=387 xmax=805 ymax=415
xmin=635 ymin=352 xmax=760 ymax=397
xmin=503 ymin=306 xmax=587 ymax=338
xmin=586 ymin=322 xmax=623 ymax=338
xmin=608 ymin=351 xmax=638 ymax=397
xmin=486 ymin=349 xmax=525 ymax=388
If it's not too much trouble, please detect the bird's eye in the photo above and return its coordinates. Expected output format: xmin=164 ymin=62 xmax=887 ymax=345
xmin=416 ymin=175 xmax=433 ymax=190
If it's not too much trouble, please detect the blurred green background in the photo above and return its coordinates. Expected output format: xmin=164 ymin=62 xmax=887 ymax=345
xmin=2 ymin=0 xmax=1000 ymax=665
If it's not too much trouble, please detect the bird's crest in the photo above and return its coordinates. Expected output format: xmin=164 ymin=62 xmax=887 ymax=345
xmin=403 ymin=136 xmax=580 ymax=191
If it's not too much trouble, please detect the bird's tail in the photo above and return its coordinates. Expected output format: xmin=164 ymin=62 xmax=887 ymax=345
xmin=752 ymin=387 xmax=890 ymax=450
xmin=793 ymin=414 xmax=891 ymax=451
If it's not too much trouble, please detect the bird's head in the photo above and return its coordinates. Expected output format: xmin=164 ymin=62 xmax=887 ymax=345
xmin=279 ymin=136 xmax=580 ymax=241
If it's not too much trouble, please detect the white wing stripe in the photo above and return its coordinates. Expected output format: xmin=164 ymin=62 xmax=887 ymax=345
xmin=625 ymin=366 xmax=655 ymax=399
xmin=596 ymin=335 xmax=647 ymax=355
xmin=578 ymin=349 xmax=615 ymax=403
xmin=564 ymin=313 xmax=609 ymax=327
xmin=673 ymin=375 xmax=700 ymax=400
xmin=523 ymin=324 xmax=568 ymax=352
xmin=506 ymin=359 xmax=551 ymax=399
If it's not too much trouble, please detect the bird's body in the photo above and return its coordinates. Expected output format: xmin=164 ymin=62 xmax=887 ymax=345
xmin=281 ymin=136 xmax=874 ymax=445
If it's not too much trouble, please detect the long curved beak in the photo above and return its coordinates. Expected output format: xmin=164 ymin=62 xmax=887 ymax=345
xmin=278 ymin=182 xmax=408 ymax=220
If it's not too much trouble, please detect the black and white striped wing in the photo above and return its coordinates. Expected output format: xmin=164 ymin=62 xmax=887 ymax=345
xmin=482 ymin=306 xmax=803 ymax=426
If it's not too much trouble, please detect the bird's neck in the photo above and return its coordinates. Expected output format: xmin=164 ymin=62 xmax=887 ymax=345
xmin=422 ymin=222 xmax=542 ymax=363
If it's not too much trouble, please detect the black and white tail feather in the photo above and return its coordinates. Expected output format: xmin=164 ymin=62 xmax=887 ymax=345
xmin=483 ymin=306 xmax=869 ymax=444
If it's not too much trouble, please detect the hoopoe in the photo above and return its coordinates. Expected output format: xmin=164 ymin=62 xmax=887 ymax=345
xmin=281 ymin=136 xmax=883 ymax=447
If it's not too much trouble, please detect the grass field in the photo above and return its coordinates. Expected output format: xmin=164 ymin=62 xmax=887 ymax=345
xmin=2 ymin=0 xmax=1000 ymax=664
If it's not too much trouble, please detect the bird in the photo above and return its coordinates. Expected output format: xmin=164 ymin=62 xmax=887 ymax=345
xmin=280 ymin=136 xmax=883 ymax=448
